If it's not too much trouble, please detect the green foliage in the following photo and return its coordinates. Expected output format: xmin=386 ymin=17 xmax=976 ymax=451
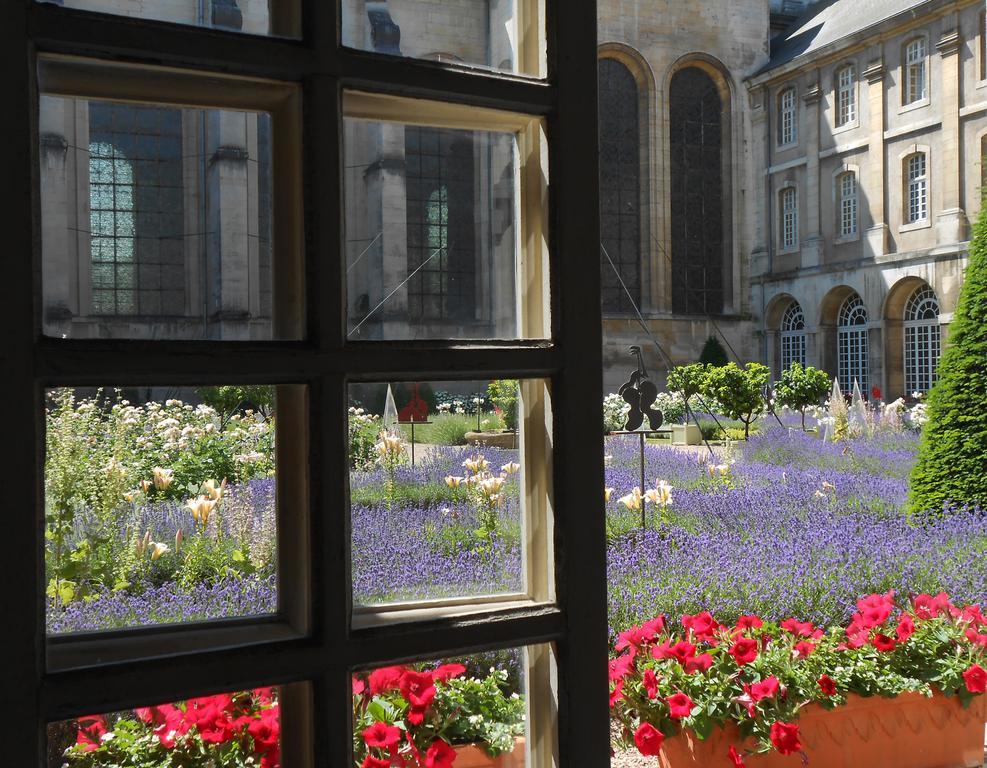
xmin=909 ymin=206 xmax=987 ymax=517
xmin=352 ymin=667 xmax=525 ymax=765
xmin=776 ymin=363 xmax=832 ymax=430
xmin=399 ymin=413 xmax=476 ymax=445
xmin=196 ymin=385 xmax=275 ymax=425
xmin=348 ymin=406 xmax=381 ymax=469
xmin=703 ymin=362 xmax=771 ymax=439
xmin=698 ymin=335 xmax=729 ymax=367
xmin=666 ymin=364 xmax=710 ymax=400
xmin=487 ymin=379 xmax=519 ymax=431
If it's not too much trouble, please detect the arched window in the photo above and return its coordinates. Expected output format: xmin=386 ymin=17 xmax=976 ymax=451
xmin=780 ymin=186 xmax=798 ymax=249
xmin=836 ymin=64 xmax=856 ymax=126
xmin=904 ymin=285 xmax=941 ymax=395
xmin=89 ymin=140 xmax=136 ymax=315
xmin=88 ymin=102 xmax=184 ymax=316
xmin=905 ymin=152 xmax=928 ymax=223
xmin=837 ymin=171 xmax=858 ymax=238
xmin=838 ymin=293 xmax=869 ymax=393
xmin=405 ymin=126 xmax=475 ymax=321
xmin=780 ymin=300 xmax=806 ymax=371
xmin=599 ymin=57 xmax=641 ymax=313
xmin=777 ymin=87 xmax=797 ymax=146
xmin=670 ymin=66 xmax=725 ymax=314
xmin=904 ymin=38 xmax=927 ymax=104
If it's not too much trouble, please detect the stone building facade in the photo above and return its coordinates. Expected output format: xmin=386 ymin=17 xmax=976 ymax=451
xmin=37 ymin=0 xmax=987 ymax=400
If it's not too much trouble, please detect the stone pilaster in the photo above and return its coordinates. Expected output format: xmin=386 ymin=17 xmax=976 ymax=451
xmin=862 ymin=58 xmax=888 ymax=258
xmin=801 ymin=80 xmax=823 ymax=268
xmin=936 ymin=28 xmax=968 ymax=244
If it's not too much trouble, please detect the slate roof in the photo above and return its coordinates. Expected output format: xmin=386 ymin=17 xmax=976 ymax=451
xmin=763 ymin=0 xmax=932 ymax=73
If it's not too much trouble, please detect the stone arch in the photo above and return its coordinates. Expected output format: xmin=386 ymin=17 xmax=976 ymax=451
xmin=661 ymin=53 xmax=735 ymax=317
xmin=765 ymin=292 xmax=809 ymax=377
xmin=816 ymin=285 xmax=863 ymax=379
xmin=598 ymin=44 xmax=655 ymax=314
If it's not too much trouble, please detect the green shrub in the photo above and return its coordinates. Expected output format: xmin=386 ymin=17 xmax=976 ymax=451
xmin=703 ymin=362 xmax=770 ymax=439
xmin=698 ymin=335 xmax=729 ymax=367
xmin=775 ymin=363 xmax=832 ymax=430
xmin=909 ymin=207 xmax=987 ymax=517
xmin=487 ymin=379 xmax=519 ymax=431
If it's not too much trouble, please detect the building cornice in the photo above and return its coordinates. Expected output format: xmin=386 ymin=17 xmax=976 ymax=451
xmin=747 ymin=0 xmax=979 ymax=87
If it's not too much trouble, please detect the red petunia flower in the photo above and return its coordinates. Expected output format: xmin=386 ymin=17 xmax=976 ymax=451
xmin=633 ymin=723 xmax=665 ymax=756
xmin=682 ymin=612 xmax=720 ymax=641
xmin=369 ymin=665 xmax=406 ymax=694
xmin=962 ymin=605 xmax=987 ymax=627
xmin=729 ymin=638 xmax=759 ymax=666
xmin=735 ymin=615 xmax=763 ymax=631
xmin=425 ymin=739 xmax=457 ymax=768
xmin=896 ymin=614 xmax=916 ymax=643
xmin=872 ymin=634 xmax=896 ymax=652
xmin=963 ymin=664 xmax=987 ymax=694
xmin=363 ymin=722 xmax=401 ymax=750
xmin=728 ymin=745 xmax=746 ymax=766
xmin=361 ymin=757 xmax=391 ymax=768
xmin=769 ymin=722 xmax=802 ymax=755
xmin=793 ymin=641 xmax=815 ymax=659
xmin=913 ymin=592 xmax=955 ymax=620
xmin=643 ymin=668 xmax=660 ymax=699
xmin=248 ymin=708 xmax=281 ymax=756
xmin=965 ymin=628 xmax=987 ymax=648
xmin=666 ymin=693 xmax=694 ymax=719
xmin=352 ymin=677 xmax=366 ymax=696
xmin=683 ymin=653 xmax=714 ymax=674
xmin=400 ymin=671 xmax=436 ymax=710
xmin=609 ymin=653 xmax=635 ymax=682
xmin=432 ymin=664 xmax=467 ymax=683
xmin=818 ymin=675 xmax=837 ymax=696
xmin=746 ymin=676 xmax=780 ymax=702
xmin=780 ymin=619 xmax=822 ymax=638
xmin=75 ymin=715 xmax=107 ymax=753
xmin=610 ymin=680 xmax=624 ymax=708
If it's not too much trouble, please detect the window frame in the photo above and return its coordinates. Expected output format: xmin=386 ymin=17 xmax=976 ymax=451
xmin=779 ymin=184 xmax=799 ymax=252
xmin=9 ymin=3 xmax=609 ymax=768
xmin=837 ymin=292 xmax=869 ymax=395
xmin=777 ymin=85 xmax=798 ymax=148
xmin=835 ymin=168 xmax=859 ymax=241
xmin=779 ymin=300 xmax=806 ymax=373
xmin=834 ymin=62 xmax=857 ymax=129
xmin=902 ymin=36 xmax=929 ymax=108
xmin=903 ymin=284 xmax=942 ymax=396
xmin=902 ymin=149 xmax=930 ymax=229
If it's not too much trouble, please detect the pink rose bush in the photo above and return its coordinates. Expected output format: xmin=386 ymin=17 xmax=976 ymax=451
xmin=352 ymin=664 xmax=525 ymax=767
xmin=609 ymin=592 xmax=986 ymax=764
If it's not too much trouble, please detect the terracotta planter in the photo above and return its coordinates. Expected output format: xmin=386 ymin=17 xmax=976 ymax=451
xmin=453 ymin=738 xmax=525 ymax=767
xmin=658 ymin=693 xmax=986 ymax=768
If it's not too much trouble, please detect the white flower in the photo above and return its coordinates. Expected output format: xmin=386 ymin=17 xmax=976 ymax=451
xmin=501 ymin=461 xmax=520 ymax=475
xmin=619 ymin=487 xmax=643 ymax=511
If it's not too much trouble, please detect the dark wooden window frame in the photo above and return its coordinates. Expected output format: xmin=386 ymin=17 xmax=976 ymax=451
xmin=6 ymin=1 xmax=607 ymax=766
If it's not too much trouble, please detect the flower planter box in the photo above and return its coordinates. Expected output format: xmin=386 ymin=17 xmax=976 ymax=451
xmin=464 ymin=430 xmax=518 ymax=449
xmin=453 ymin=738 xmax=525 ymax=767
xmin=657 ymin=692 xmax=986 ymax=768
xmin=670 ymin=424 xmax=701 ymax=446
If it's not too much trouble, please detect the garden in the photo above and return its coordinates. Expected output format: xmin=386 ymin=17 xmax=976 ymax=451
xmin=46 ymin=210 xmax=987 ymax=767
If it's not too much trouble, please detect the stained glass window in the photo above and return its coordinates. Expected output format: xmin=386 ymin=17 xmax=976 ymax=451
xmin=670 ymin=66 xmax=724 ymax=315
xmin=599 ymin=58 xmax=642 ymax=313
xmin=88 ymin=103 xmax=184 ymax=316
xmin=404 ymin=127 xmax=476 ymax=322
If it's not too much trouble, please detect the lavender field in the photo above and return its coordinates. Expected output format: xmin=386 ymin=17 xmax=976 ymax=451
xmin=48 ymin=426 xmax=987 ymax=637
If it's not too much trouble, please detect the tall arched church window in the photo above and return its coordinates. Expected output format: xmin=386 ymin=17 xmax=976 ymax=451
xmin=405 ymin=126 xmax=476 ymax=321
xmin=670 ymin=66 xmax=724 ymax=315
xmin=599 ymin=58 xmax=641 ymax=313
xmin=780 ymin=301 xmax=806 ymax=371
xmin=838 ymin=293 xmax=869 ymax=393
xmin=904 ymin=285 xmax=941 ymax=395
xmin=88 ymin=103 xmax=184 ymax=316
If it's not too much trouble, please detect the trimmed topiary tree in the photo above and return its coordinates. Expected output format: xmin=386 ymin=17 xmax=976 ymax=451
xmin=908 ymin=207 xmax=987 ymax=518
xmin=703 ymin=362 xmax=770 ymax=439
xmin=775 ymin=363 xmax=831 ymax=431
xmin=698 ymin=335 xmax=730 ymax=367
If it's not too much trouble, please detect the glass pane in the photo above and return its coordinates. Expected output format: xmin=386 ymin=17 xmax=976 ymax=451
xmin=45 ymin=386 xmax=280 ymax=634
xmin=345 ymin=120 xmax=522 ymax=340
xmin=349 ymin=380 xmax=541 ymax=606
xmin=341 ymin=0 xmax=544 ymax=77
xmin=40 ymin=97 xmax=286 ymax=340
xmin=37 ymin=0 xmax=296 ymax=37
xmin=353 ymin=645 xmax=551 ymax=767
xmin=47 ymin=685 xmax=299 ymax=768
